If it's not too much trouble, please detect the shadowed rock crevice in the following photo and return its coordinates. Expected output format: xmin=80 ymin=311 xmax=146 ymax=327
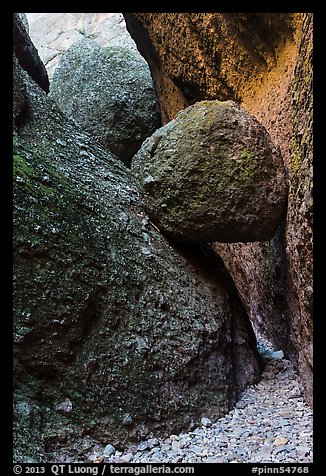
xmin=124 ymin=12 xmax=313 ymax=405
xmin=166 ymin=241 xmax=264 ymax=397
xmin=124 ymin=13 xmax=297 ymax=123
xmin=14 ymin=101 xmax=29 ymax=129
xmin=220 ymin=13 xmax=294 ymax=65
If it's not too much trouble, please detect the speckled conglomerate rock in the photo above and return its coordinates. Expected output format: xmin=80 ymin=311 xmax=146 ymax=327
xmin=13 ymin=58 xmax=261 ymax=462
xmin=124 ymin=13 xmax=313 ymax=405
xmin=132 ymin=100 xmax=288 ymax=243
xmin=26 ymin=13 xmax=140 ymax=80
xmin=285 ymin=14 xmax=313 ymax=402
xmin=13 ymin=53 xmax=27 ymax=124
xmin=124 ymin=13 xmax=295 ymax=124
xmin=17 ymin=13 xmax=29 ymax=33
xmin=50 ymin=39 xmax=160 ymax=165
xmin=13 ymin=13 xmax=49 ymax=93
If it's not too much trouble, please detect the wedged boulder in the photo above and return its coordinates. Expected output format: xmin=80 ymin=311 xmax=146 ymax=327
xmin=131 ymin=100 xmax=288 ymax=244
xmin=124 ymin=13 xmax=313 ymax=405
xmin=13 ymin=60 xmax=261 ymax=461
xmin=13 ymin=13 xmax=49 ymax=93
xmin=50 ymin=38 xmax=160 ymax=165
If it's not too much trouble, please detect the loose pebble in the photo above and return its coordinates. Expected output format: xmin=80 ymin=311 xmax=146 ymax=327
xmin=103 ymin=444 xmax=115 ymax=457
xmin=122 ymin=413 xmax=133 ymax=426
xmin=137 ymin=441 xmax=150 ymax=451
xmin=201 ymin=417 xmax=212 ymax=427
xmin=121 ymin=453 xmax=133 ymax=462
xmin=274 ymin=437 xmax=289 ymax=446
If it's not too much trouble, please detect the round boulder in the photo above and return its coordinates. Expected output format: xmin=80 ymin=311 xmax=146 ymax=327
xmin=131 ymin=100 xmax=288 ymax=243
xmin=50 ymin=38 xmax=160 ymax=165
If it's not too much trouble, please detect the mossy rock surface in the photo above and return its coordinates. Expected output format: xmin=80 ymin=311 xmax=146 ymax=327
xmin=131 ymin=100 xmax=288 ymax=243
xmin=50 ymin=38 xmax=160 ymax=165
xmin=13 ymin=53 xmax=27 ymax=123
xmin=13 ymin=59 xmax=261 ymax=462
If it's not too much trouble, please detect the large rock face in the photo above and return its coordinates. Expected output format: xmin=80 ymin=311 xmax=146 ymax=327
xmin=132 ymin=100 xmax=288 ymax=243
xmin=26 ymin=13 xmax=140 ymax=80
xmin=13 ymin=13 xmax=49 ymax=93
xmin=17 ymin=13 xmax=29 ymax=33
xmin=124 ymin=13 xmax=313 ymax=404
xmin=13 ymin=53 xmax=27 ymax=124
xmin=50 ymin=39 xmax=160 ymax=165
xmin=284 ymin=14 xmax=313 ymax=400
xmin=124 ymin=13 xmax=295 ymax=124
xmin=13 ymin=57 xmax=261 ymax=461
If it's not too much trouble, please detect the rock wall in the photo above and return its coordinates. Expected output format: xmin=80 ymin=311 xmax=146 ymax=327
xmin=284 ymin=14 xmax=313 ymax=401
xmin=13 ymin=52 xmax=261 ymax=462
xmin=13 ymin=13 xmax=49 ymax=92
xmin=25 ymin=13 xmax=142 ymax=79
xmin=124 ymin=13 xmax=313 ymax=405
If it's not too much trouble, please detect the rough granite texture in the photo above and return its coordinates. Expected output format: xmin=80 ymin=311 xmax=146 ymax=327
xmin=18 ymin=13 xmax=29 ymax=33
xmin=124 ymin=13 xmax=313 ymax=405
xmin=13 ymin=58 xmax=261 ymax=462
xmin=13 ymin=13 xmax=49 ymax=93
xmin=284 ymin=14 xmax=313 ymax=402
xmin=26 ymin=13 xmax=141 ymax=80
xmin=50 ymin=39 xmax=160 ymax=165
xmin=132 ymin=99 xmax=288 ymax=243
xmin=124 ymin=13 xmax=295 ymax=123
xmin=13 ymin=53 xmax=27 ymax=124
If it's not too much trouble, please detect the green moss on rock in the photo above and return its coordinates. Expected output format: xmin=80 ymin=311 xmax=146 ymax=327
xmin=132 ymin=100 xmax=288 ymax=243
xmin=13 ymin=52 xmax=261 ymax=461
xmin=50 ymin=38 xmax=160 ymax=165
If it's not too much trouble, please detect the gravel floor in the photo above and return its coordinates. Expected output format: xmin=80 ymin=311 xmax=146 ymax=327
xmin=89 ymin=335 xmax=313 ymax=464
xmin=45 ymin=335 xmax=312 ymax=464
